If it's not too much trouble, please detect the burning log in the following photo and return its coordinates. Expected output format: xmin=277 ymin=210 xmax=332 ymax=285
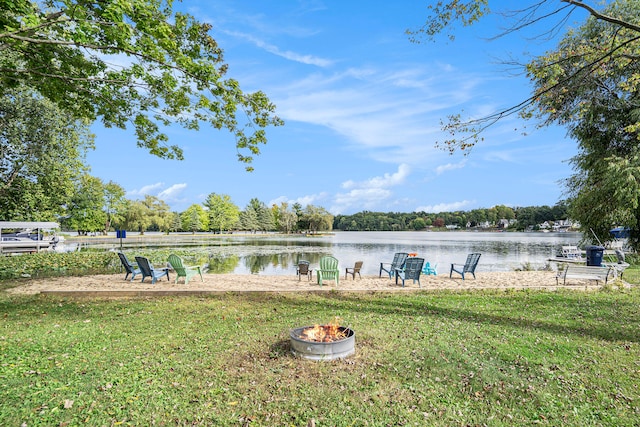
xmin=290 ymin=318 xmax=355 ymax=360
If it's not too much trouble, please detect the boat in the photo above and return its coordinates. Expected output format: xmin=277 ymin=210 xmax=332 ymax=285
xmin=0 ymin=221 xmax=60 ymax=254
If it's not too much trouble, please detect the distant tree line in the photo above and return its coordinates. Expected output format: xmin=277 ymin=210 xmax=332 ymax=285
xmin=56 ymin=180 xmax=334 ymax=236
xmin=333 ymin=203 xmax=570 ymax=232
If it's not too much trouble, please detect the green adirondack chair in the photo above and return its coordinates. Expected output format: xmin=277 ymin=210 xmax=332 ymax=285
xmin=316 ymin=256 xmax=339 ymax=286
xmin=168 ymin=254 xmax=203 ymax=284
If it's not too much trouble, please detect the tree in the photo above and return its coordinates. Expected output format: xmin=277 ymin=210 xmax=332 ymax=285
xmin=412 ymin=217 xmax=426 ymax=230
xmin=102 ymin=181 xmax=126 ymax=234
xmin=181 ymin=204 xmax=207 ymax=233
xmin=292 ymin=203 xmax=306 ymax=231
xmin=523 ymin=1 xmax=640 ymax=247
xmin=142 ymin=195 xmax=172 ymax=233
xmin=120 ymin=200 xmax=152 ymax=234
xmin=0 ymin=87 xmax=92 ymax=220
xmin=64 ymin=174 xmax=107 ymax=235
xmin=302 ymin=205 xmax=333 ymax=234
xmin=0 ymin=0 xmax=283 ymax=169
xmin=203 ymin=193 xmax=240 ymax=233
xmin=409 ymin=1 xmax=640 ymax=153
xmin=276 ymin=202 xmax=298 ymax=234
xmin=169 ymin=212 xmax=182 ymax=233
xmin=242 ymin=198 xmax=273 ymax=232
xmin=238 ymin=208 xmax=259 ymax=233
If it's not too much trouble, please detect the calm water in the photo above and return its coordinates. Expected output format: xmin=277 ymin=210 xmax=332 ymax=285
xmin=201 ymin=231 xmax=583 ymax=275
xmin=69 ymin=231 xmax=583 ymax=275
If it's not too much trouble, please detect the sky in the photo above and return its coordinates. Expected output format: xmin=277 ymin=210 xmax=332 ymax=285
xmin=85 ymin=0 xmax=590 ymax=216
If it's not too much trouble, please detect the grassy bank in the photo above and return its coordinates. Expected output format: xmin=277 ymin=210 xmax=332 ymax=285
xmin=1 ymin=289 xmax=638 ymax=426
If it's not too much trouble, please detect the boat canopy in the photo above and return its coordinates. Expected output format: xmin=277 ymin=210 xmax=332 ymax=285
xmin=0 ymin=222 xmax=60 ymax=254
xmin=609 ymin=227 xmax=630 ymax=239
xmin=0 ymin=221 xmax=60 ymax=230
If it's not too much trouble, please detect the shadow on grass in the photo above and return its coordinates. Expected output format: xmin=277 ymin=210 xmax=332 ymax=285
xmin=272 ymin=290 xmax=640 ymax=344
xmin=1 ymin=289 xmax=638 ymax=344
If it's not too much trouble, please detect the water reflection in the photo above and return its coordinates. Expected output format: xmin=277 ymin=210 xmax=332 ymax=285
xmin=70 ymin=231 xmax=584 ymax=276
xmin=207 ymin=255 xmax=239 ymax=274
xmin=200 ymin=231 xmax=583 ymax=275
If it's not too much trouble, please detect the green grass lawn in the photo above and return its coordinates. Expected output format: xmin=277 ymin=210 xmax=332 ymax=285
xmin=0 ymin=288 xmax=638 ymax=426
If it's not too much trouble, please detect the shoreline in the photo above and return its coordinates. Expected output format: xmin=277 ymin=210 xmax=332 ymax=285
xmin=5 ymin=270 xmax=618 ymax=296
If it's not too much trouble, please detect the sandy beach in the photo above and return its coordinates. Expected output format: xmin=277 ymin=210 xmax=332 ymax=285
xmin=5 ymin=270 xmax=620 ymax=296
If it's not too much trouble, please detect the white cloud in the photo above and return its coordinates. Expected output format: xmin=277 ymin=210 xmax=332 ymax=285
xmin=268 ymin=64 xmax=487 ymax=166
xmin=224 ymin=30 xmax=333 ymax=67
xmin=331 ymin=188 xmax=393 ymax=214
xmin=435 ymin=161 xmax=466 ymax=175
xmin=415 ymin=200 xmax=474 ymax=214
xmin=127 ymin=182 xmax=188 ymax=205
xmin=158 ymin=183 xmax=188 ymax=202
xmin=329 ymin=165 xmax=411 ymax=214
xmin=269 ymin=193 xmax=329 ymax=208
xmin=342 ymin=164 xmax=411 ymax=189
xmin=127 ymin=182 xmax=164 ymax=197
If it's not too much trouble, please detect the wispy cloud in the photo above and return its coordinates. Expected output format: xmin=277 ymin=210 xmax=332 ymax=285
xmin=331 ymin=165 xmax=411 ymax=214
xmin=158 ymin=183 xmax=188 ymax=202
xmin=415 ymin=200 xmax=474 ymax=214
xmin=224 ymin=30 xmax=333 ymax=67
xmin=127 ymin=182 xmax=188 ymax=205
xmin=342 ymin=164 xmax=410 ymax=189
xmin=435 ymin=161 xmax=466 ymax=175
xmin=269 ymin=192 xmax=329 ymax=208
xmin=332 ymin=188 xmax=393 ymax=215
xmin=127 ymin=182 xmax=164 ymax=197
xmin=269 ymin=65 xmax=485 ymax=166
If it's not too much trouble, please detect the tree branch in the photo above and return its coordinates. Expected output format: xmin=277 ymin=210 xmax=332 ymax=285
xmin=563 ymin=0 xmax=640 ymax=33
xmin=442 ymin=33 xmax=640 ymax=148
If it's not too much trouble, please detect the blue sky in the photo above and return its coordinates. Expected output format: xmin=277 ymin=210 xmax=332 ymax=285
xmin=86 ymin=1 xmax=587 ymax=215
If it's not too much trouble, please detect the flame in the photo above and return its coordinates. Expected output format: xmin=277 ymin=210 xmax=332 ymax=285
xmin=298 ymin=317 xmax=347 ymax=342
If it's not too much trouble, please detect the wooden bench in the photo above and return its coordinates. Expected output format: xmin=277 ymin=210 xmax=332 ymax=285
xmin=556 ymin=264 xmax=612 ymax=285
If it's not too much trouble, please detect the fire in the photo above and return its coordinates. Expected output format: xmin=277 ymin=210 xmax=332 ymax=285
xmin=298 ymin=317 xmax=347 ymax=343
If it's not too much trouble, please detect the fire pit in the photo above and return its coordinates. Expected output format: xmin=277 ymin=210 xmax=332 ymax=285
xmin=290 ymin=324 xmax=355 ymax=361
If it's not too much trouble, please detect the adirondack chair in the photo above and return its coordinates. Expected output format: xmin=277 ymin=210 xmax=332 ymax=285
xmin=422 ymin=261 xmax=438 ymax=276
xmin=345 ymin=261 xmax=363 ymax=280
xmin=317 ymin=256 xmax=339 ymax=286
xmin=117 ymin=252 xmax=140 ymax=281
xmin=296 ymin=261 xmax=312 ymax=281
xmin=450 ymin=253 xmax=481 ymax=280
xmin=395 ymin=257 xmax=425 ymax=287
xmin=168 ymin=254 xmax=203 ymax=284
xmin=379 ymin=252 xmax=409 ymax=279
xmin=135 ymin=256 xmax=170 ymax=284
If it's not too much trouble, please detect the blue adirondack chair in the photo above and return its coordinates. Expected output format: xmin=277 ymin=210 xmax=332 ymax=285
xmin=380 ymin=252 xmax=409 ymax=279
xmin=135 ymin=256 xmax=170 ymax=284
xmin=168 ymin=254 xmax=203 ymax=284
xmin=395 ymin=257 xmax=425 ymax=287
xmin=117 ymin=252 xmax=140 ymax=281
xmin=317 ymin=256 xmax=339 ymax=286
xmin=422 ymin=262 xmax=438 ymax=276
xmin=450 ymin=253 xmax=481 ymax=280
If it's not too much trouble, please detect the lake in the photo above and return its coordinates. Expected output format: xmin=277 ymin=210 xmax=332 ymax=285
xmin=66 ymin=230 xmax=583 ymax=275
xmin=188 ymin=231 xmax=583 ymax=275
